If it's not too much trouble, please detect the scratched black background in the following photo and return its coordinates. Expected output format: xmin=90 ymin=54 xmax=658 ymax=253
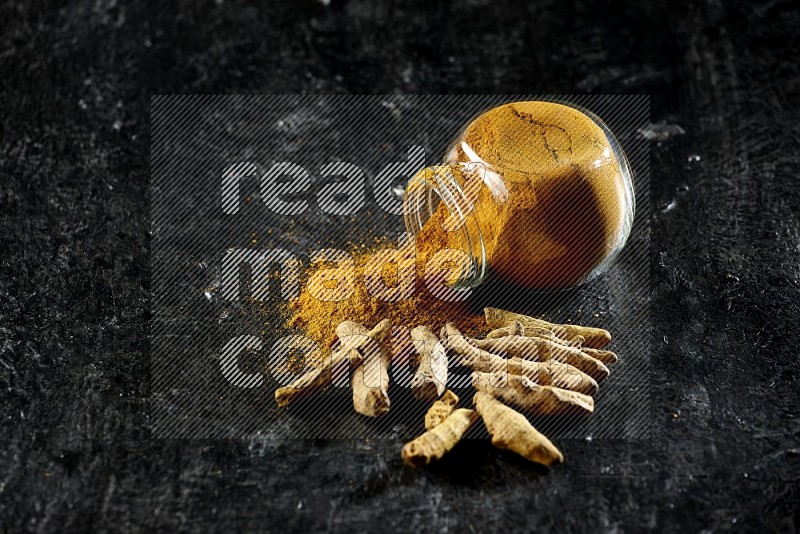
xmin=2 ymin=0 xmax=799 ymax=531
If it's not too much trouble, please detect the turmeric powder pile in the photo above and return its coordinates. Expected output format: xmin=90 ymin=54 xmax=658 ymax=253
xmin=285 ymin=237 xmax=484 ymax=354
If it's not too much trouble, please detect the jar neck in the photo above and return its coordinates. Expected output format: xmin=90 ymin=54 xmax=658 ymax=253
xmin=403 ymin=164 xmax=488 ymax=288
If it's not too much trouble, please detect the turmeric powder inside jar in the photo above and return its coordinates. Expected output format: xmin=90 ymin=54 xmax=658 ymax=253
xmin=404 ymin=101 xmax=634 ymax=289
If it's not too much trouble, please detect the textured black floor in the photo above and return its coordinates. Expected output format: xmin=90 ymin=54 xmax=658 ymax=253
xmin=2 ymin=0 xmax=799 ymax=531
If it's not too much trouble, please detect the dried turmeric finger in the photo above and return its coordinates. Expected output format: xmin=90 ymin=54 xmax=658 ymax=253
xmin=410 ymin=325 xmax=448 ymax=402
xmin=275 ymin=342 xmax=365 ymax=408
xmin=402 ymin=408 xmax=477 ymax=468
xmin=525 ymin=326 xmax=584 ymax=348
xmin=424 ymin=389 xmax=459 ymax=430
xmin=484 ymin=322 xmax=614 ymax=371
xmin=276 ymin=319 xmax=391 ymax=407
xmin=472 ymin=371 xmax=594 ymax=416
xmin=335 ymin=319 xmax=392 ymax=417
xmin=485 ymin=321 xmax=524 ymax=339
xmin=484 ymin=307 xmax=611 ymax=349
xmin=472 ymin=335 xmax=610 ymax=381
xmin=581 ymin=346 xmax=619 ymax=364
xmin=533 ymin=360 xmax=598 ymax=395
xmin=489 ymin=322 xmax=580 ymax=348
xmin=443 ymin=323 xmax=598 ymax=395
xmin=473 ymin=392 xmax=563 ymax=466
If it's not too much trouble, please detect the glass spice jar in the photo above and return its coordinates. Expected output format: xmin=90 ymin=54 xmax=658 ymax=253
xmin=403 ymin=100 xmax=635 ymax=290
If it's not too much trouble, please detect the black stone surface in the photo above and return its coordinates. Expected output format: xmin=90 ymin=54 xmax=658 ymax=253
xmin=1 ymin=0 xmax=799 ymax=531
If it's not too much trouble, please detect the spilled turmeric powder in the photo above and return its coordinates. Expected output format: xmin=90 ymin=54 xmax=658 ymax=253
xmin=285 ymin=236 xmax=484 ymax=356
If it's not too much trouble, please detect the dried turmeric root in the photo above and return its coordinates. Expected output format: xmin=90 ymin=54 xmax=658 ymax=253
xmin=402 ymin=408 xmax=478 ymax=468
xmin=274 ymin=347 xmax=360 ymax=408
xmin=485 ymin=307 xmax=611 ymax=349
xmin=472 ymin=334 xmax=610 ymax=381
xmin=485 ymin=321 xmax=524 ymax=339
xmin=424 ymin=389 xmax=459 ymax=430
xmin=484 ymin=317 xmax=617 ymax=372
xmin=487 ymin=321 xmax=583 ymax=348
xmin=473 ymin=392 xmax=563 ymax=466
xmin=410 ymin=325 xmax=448 ymax=402
xmin=472 ymin=371 xmax=594 ymax=416
xmin=443 ymin=323 xmax=598 ymax=396
xmin=581 ymin=346 xmax=619 ymax=364
xmin=526 ymin=326 xmax=584 ymax=348
xmin=335 ymin=319 xmax=392 ymax=417
xmin=275 ymin=321 xmax=390 ymax=407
